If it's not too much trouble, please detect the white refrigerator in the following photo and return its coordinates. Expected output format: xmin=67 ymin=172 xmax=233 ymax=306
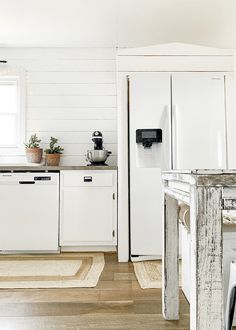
xmin=129 ymin=72 xmax=227 ymax=259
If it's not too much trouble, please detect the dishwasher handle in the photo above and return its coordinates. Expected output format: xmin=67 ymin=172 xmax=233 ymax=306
xmin=19 ymin=181 xmax=35 ymax=184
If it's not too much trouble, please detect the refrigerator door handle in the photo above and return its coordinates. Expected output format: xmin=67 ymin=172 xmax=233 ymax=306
xmin=165 ymin=105 xmax=172 ymax=169
xmin=172 ymin=104 xmax=178 ymax=169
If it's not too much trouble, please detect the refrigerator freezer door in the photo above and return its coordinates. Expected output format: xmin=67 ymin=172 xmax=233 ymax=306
xmin=129 ymin=73 xmax=171 ymax=257
xmin=172 ymin=73 xmax=227 ymax=169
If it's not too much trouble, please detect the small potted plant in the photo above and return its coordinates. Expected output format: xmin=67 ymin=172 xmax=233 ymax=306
xmin=24 ymin=134 xmax=43 ymax=163
xmin=45 ymin=137 xmax=64 ymax=166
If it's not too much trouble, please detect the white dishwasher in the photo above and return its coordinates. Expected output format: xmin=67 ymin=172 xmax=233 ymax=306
xmin=0 ymin=172 xmax=59 ymax=253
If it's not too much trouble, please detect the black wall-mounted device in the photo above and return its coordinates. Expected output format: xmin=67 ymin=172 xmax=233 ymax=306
xmin=136 ymin=129 xmax=162 ymax=148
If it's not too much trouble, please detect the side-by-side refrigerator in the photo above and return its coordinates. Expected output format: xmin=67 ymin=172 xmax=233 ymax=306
xmin=129 ymin=72 xmax=227 ymax=260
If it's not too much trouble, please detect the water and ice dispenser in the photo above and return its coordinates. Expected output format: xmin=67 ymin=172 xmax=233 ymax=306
xmin=136 ymin=129 xmax=162 ymax=147
xmin=135 ymin=128 xmax=163 ymax=168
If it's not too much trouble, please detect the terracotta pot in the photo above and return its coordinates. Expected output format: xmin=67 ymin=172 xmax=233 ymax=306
xmin=45 ymin=153 xmax=61 ymax=166
xmin=25 ymin=148 xmax=43 ymax=164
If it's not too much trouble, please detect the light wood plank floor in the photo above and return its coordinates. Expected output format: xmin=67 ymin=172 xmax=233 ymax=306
xmin=0 ymin=253 xmax=190 ymax=329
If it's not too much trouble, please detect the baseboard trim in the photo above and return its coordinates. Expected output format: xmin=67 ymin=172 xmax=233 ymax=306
xmin=61 ymin=246 xmax=117 ymax=252
xmin=0 ymin=249 xmax=60 ymax=254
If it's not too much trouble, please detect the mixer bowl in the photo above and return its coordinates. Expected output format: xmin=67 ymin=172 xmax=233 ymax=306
xmin=86 ymin=150 xmax=111 ymax=164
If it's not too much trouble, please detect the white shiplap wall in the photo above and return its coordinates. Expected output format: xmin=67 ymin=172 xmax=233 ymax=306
xmin=0 ymin=47 xmax=117 ymax=165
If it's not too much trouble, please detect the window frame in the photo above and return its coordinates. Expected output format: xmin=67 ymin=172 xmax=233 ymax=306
xmin=0 ymin=72 xmax=25 ymax=156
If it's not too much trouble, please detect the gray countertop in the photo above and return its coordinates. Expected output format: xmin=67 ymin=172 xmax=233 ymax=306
xmin=0 ymin=165 xmax=117 ymax=172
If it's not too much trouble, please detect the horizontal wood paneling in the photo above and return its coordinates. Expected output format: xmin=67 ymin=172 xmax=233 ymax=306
xmin=8 ymin=59 xmax=116 ymax=72
xmin=26 ymin=131 xmax=117 ymax=144
xmin=0 ymin=48 xmax=116 ymax=59
xmin=28 ymin=72 xmax=116 ymax=84
xmin=0 ymin=47 xmax=117 ymax=165
xmin=27 ymin=119 xmax=117 ymax=132
xmin=29 ymin=84 xmax=116 ymax=96
xmin=27 ymin=108 xmax=117 ymax=120
xmin=40 ymin=143 xmax=117 ymax=156
xmin=0 ymin=155 xmax=117 ymax=166
xmin=27 ymin=95 xmax=116 ymax=108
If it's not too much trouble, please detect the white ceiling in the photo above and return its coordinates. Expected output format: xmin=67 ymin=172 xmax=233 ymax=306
xmin=0 ymin=0 xmax=236 ymax=48
xmin=0 ymin=0 xmax=116 ymax=47
xmin=117 ymin=0 xmax=236 ymax=49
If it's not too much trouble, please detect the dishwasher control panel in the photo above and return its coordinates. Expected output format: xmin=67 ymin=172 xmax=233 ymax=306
xmin=0 ymin=172 xmax=59 ymax=185
xmin=34 ymin=176 xmax=51 ymax=181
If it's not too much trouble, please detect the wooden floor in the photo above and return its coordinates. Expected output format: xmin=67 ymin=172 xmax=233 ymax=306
xmin=0 ymin=253 xmax=190 ymax=329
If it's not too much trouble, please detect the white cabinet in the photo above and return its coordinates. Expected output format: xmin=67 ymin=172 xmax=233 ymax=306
xmin=60 ymin=170 xmax=117 ymax=248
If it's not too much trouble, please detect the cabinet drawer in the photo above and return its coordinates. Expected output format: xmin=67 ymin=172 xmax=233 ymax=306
xmin=62 ymin=171 xmax=113 ymax=187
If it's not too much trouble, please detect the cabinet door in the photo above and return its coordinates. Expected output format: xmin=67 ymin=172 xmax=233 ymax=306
xmin=61 ymin=186 xmax=114 ymax=245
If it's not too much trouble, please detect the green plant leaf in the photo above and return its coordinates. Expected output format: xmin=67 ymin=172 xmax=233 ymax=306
xmin=24 ymin=134 xmax=41 ymax=148
xmin=45 ymin=137 xmax=64 ymax=154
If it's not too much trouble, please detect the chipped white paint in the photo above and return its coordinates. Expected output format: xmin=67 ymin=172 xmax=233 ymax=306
xmin=196 ymin=175 xmax=236 ymax=187
xmin=190 ymin=186 xmax=223 ymax=330
xmin=164 ymin=187 xmax=190 ymax=205
xmin=162 ymin=193 xmax=179 ymax=320
xmin=162 ymin=170 xmax=227 ymax=330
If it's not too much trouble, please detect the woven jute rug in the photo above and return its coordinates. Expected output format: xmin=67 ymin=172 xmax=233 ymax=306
xmin=0 ymin=253 xmax=104 ymax=288
xmin=133 ymin=260 xmax=181 ymax=289
xmin=133 ymin=260 xmax=162 ymax=289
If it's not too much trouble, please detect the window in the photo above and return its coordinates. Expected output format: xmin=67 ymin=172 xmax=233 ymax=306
xmin=0 ymin=75 xmax=25 ymax=155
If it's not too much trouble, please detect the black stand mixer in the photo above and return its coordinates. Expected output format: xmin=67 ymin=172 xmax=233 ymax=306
xmin=86 ymin=131 xmax=112 ymax=166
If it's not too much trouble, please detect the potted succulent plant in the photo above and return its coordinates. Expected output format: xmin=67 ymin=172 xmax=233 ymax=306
xmin=24 ymin=134 xmax=43 ymax=163
xmin=45 ymin=137 xmax=64 ymax=166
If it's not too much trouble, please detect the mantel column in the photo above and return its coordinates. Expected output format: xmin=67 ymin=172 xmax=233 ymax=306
xmin=162 ymin=193 xmax=179 ymax=320
xmin=190 ymin=185 xmax=223 ymax=330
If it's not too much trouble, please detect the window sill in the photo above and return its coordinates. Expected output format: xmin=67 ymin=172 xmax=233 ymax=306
xmin=0 ymin=146 xmax=26 ymax=157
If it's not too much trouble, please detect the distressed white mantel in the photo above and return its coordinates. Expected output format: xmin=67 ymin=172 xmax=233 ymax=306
xmin=162 ymin=169 xmax=236 ymax=330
